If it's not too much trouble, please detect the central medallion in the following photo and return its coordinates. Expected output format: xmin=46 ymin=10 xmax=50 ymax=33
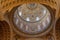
xmin=13 ymin=3 xmax=51 ymax=34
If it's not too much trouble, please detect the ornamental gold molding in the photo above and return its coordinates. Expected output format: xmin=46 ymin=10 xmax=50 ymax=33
xmin=0 ymin=0 xmax=59 ymax=21
xmin=0 ymin=0 xmax=60 ymax=40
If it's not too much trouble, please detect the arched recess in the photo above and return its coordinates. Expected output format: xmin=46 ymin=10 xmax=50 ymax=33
xmin=0 ymin=21 xmax=12 ymax=40
xmin=55 ymin=18 xmax=60 ymax=40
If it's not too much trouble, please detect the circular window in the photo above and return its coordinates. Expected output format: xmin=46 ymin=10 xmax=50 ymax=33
xmin=13 ymin=3 xmax=51 ymax=34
